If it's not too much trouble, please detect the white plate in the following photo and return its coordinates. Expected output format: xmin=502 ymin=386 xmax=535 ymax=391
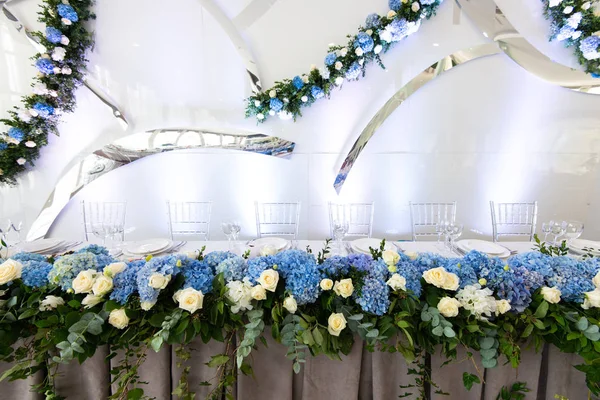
xmin=19 ymin=239 xmax=65 ymax=254
xmin=351 ymin=238 xmax=395 ymax=254
xmin=125 ymin=239 xmax=172 ymax=255
xmin=459 ymin=239 xmax=506 ymax=255
xmin=457 ymin=241 xmax=510 ymax=259
xmin=569 ymin=239 xmax=600 ymax=252
xmin=252 ymin=237 xmax=289 ymax=251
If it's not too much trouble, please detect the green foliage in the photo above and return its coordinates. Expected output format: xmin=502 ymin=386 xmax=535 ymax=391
xmin=496 ymin=382 xmax=530 ymax=400
xmin=369 ymin=239 xmax=387 ymax=260
xmin=533 ymin=234 xmax=568 ymax=257
xmin=316 ymin=239 xmax=332 ymax=264
xmin=462 ymin=372 xmax=480 ymax=391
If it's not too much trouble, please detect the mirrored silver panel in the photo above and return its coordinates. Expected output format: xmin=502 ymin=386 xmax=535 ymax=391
xmin=26 ymin=129 xmax=295 ymax=240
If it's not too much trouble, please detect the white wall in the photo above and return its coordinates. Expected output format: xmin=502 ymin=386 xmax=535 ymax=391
xmin=1 ymin=0 xmax=600 ymax=241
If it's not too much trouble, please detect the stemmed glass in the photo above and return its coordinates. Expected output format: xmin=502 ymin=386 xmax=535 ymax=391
xmin=436 ymin=219 xmax=450 ymax=250
xmin=541 ymin=222 xmax=552 ymax=243
xmin=221 ymin=221 xmax=241 ymax=251
xmin=445 ymin=223 xmax=463 ymax=252
xmin=332 ymin=220 xmax=349 ymax=255
xmin=564 ymin=220 xmax=584 ymax=245
xmin=551 ymin=221 xmax=567 ymax=246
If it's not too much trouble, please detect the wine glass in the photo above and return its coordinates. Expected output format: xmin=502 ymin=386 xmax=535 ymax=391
xmin=332 ymin=220 xmax=349 ymax=255
xmin=541 ymin=222 xmax=552 ymax=243
xmin=447 ymin=223 xmax=463 ymax=252
xmin=564 ymin=220 xmax=584 ymax=244
xmin=222 ymin=221 xmax=241 ymax=251
xmin=551 ymin=221 xmax=567 ymax=246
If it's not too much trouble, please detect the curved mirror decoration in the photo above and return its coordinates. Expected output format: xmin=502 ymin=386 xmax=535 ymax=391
xmin=334 ymin=43 xmax=501 ymax=193
xmin=26 ymin=129 xmax=295 ymax=240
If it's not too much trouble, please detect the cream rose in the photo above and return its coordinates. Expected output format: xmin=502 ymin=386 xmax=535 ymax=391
xmin=72 ymin=269 xmax=97 ymax=294
xmin=251 ymin=285 xmax=267 ymax=300
xmin=104 ymin=262 xmax=126 ymax=278
xmin=260 ymin=245 xmax=277 ymax=256
xmin=108 ymin=309 xmax=129 ymax=329
xmin=92 ymin=276 xmax=114 ymax=297
xmin=386 ymin=274 xmax=407 ymax=291
xmin=140 ymin=301 xmax=156 ymax=311
xmin=176 ymin=287 xmax=204 ymax=313
xmin=148 ymin=273 xmax=171 ymax=290
xmin=593 ymin=271 xmax=600 ymax=289
xmin=582 ymin=288 xmax=600 ymax=309
xmin=283 ymin=296 xmax=298 ymax=314
xmin=496 ymin=299 xmax=511 ymax=315
xmin=39 ymin=295 xmax=64 ymax=311
xmin=320 ymin=278 xmax=334 ymax=291
xmin=0 ymin=259 xmax=22 ymax=285
xmin=387 ymin=10 xmax=397 ymax=19
xmin=442 ymin=272 xmax=460 ymax=291
xmin=333 ymin=278 xmax=354 ymax=298
xmin=422 ymin=267 xmax=447 ymax=288
xmin=404 ymin=251 xmax=418 ymax=261
xmin=82 ymin=294 xmax=103 ymax=309
xmin=437 ymin=297 xmax=461 ymax=317
xmin=327 ymin=313 xmax=347 ymax=336
xmin=382 ymin=249 xmax=400 ymax=267
xmin=257 ymin=269 xmax=279 ymax=292
xmin=541 ymin=286 xmax=561 ymax=304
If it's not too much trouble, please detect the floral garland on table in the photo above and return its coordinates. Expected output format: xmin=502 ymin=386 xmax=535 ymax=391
xmin=0 ymin=241 xmax=599 ymax=398
xmin=0 ymin=0 xmax=94 ymax=185
xmin=245 ymin=0 xmax=443 ymax=123
xmin=542 ymin=0 xmax=600 ymax=76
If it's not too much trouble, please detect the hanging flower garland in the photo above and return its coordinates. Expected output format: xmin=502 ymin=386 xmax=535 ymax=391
xmin=245 ymin=0 xmax=443 ymax=123
xmin=542 ymin=0 xmax=600 ymax=77
xmin=0 ymin=0 xmax=94 ymax=185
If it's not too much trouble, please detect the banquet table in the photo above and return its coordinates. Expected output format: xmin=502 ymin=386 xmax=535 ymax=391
xmin=0 ymin=240 xmax=594 ymax=400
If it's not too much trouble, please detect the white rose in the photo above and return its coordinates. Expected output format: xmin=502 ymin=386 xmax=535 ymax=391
xmin=382 ymin=250 xmax=400 ymax=266
xmin=82 ymin=294 xmax=103 ymax=309
xmin=104 ymin=262 xmax=127 ymax=278
xmin=254 ymin=100 xmax=261 ymax=107
xmin=386 ymin=274 xmax=407 ymax=291
xmin=404 ymin=251 xmax=418 ymax=260
xmin=24 ymin=141 xmax=36 ymax=148
xmin=72 ymin=269 xmax=97 ymax=294
xmin=301 ymin=96 xmax=308 ymax=102
xmin=251 ymin=285 xmax=267 ymax=300
xmin=310 ymin=64 xmax=317 ymax=70
xmin=411 ymin=2 xmax=421 ymax=12
xmin=52 ymin=67 xmax=61 ymax=74
xmin=39 ymin=295 xmax=64 ymax=311
xmin=422 ymin=267 xmax=447 ymax=288
xmin=269 ymin=90 xmax=277 ymax=98
xmin=374 ymin=44 xmax=383 ymax=54
xmin=16 ymin=158 xmax=26 ymax=165
xmin=320 ymin=278 xmax=334 ymax=291
xmin=366 ymin=29 xmax=373 ymax=36
xmin=582 ymin=2 xmax=591 ymax=10
xmin=582 ymin=288 xmax=600 ymax=309
xmin=257 ymin=269 xmax=279 ymax=292
xmin=387 ymin=10 xmax=397 ymax=19
xmin=333 ymin=278 xmax=354 ymax=298
xmin=49 ymin=90 xmax=58 ymax=97
xmin=495 ymin=299 xmax=511 ymax=315
xmin=437 ymin=297 xmax=461 ymax=317
xmin=260 ymin=245 xmax=277 ymax=256
xmin=302 ymin=75 xmax=309 ymax=83
xmin=61 ymin=17 xmax=72 ymax=25
xmin=541 ymin=286 xmax=561 ymax=304
xmin=176 ymin=287 xmax=204 ymax=313
xmin=283 ymin=296 xmax=298 ymax=314
xmin=593 ymin=271 xmax=600 ymax=288
xmin=549 ymin=0 xmax=562 ymax=6
xmin=226 ymin=280 xmax=253 ymax=313
xmin=184 ymin=250 xmax=200 ymax=259
xmin=0 ymin=259 xmax=23 ymax=285
xmin=140 ymin=300 xmax=156 ymax=311
xmin=41 ymin=54 xmax=50 ymax=59
xmin=17 ymin=110 xmax=32 ymax=122
xmin=327 ymin=313 xmax=347 ymax=336
xmin=563 ymin=6 xmax=573 ymax=13
xmin=108 ymin=309 xmax=129 ymax=329
xmin=335 ymin=77 xmax=344 ymax=85
xmin=269 ymin=110 xmax=275 ymax=116
xmin=32 ymin=83 xmax=48 ymax=95
xmin=355 ymin=47 xmax=364 ymax=56
xmin=257 ymin=113 xmax=265 ymax=120
xmin=334 ymin=61 xmax=343 ymax=70
xmin=340 ymin=48 xmax=348 ymax=56
xmin=51 ymin=47 xmax=66 ymax=61
xmin=148 ymin=273 xmax=171 ymax=289
xmin=442 ymin=272 xmax=460 ymax=291
xmin=92 ymin=275 xmax=114 ymax=296
xmin=60 ymin=36 xmax=70 ymax=45
xmin=61 ymin=67 xmax=72 ymax=75
xmin=358 ymin=59 xmax=364 ymax=66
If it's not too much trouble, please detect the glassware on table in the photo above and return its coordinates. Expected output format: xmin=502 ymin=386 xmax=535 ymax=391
xmin=551 ymin=221 xmax=567 ymax=246
xmin=332 ymin=220 xmax=349 ymax=255
xmin=221 ymin=221 xmax=241 ymax=251
xmin=541 ymin=221 xmax=552 ymax=243
xmin=564 ymin=220 xmax=584 ymax=244
xmin=445 ymin=223 xmax=463 ymax=252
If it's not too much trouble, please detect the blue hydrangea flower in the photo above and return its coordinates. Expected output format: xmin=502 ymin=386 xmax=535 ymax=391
xmin=57 ymin=4 xmax=79 ymax=22
xmin=320 ymin=255 xmax=351 ymax=277
xmin=136 ymin=255 xmax=181 ymax=304
xmin=444 ymin=258 xmax=477 ymax=288
xmin=355 ymin=275 xmax=389 ymax=315
xmin=204 ymin=251 xmax=237 ymax=271
xmin=95 ymin=254 xmax=116 ymax=270
xmin=365 ymin=13 xmax=381 ymax=29
xmin=76 ymin=244 xmax=109 ymax=256
xmin=580 ymin=36 xmax=600 ymax=60
xmin=181 ymin=258 xmax=214 ymax=294
xmin=592 ymin=73 xmax=600 ymax=78
xmin=347 ymin=253 xmax=373 ymax=272
xmin=421 ymin=0 xmax=436 ymax=4
xmin=33 ymin=103 xmax=54 ymax=118
xmin=508 ymin=252 xmax=553 ymax=280
xmin=566 ymin=12 xmax=582 ymax=29
xmin=292 ymin=76 xmax=304 ymax=90
xmin=8 ymin=127 xmax=25 ymax=142
xmin=48 ymin=252 xmax=99 ymax=290
xmin=270 ymin=98 xmax=284 ymax=112
xmin=355 ymin=32 xmax=375 ymax=53
xmin=0 ymin=143 xmax=7 ymax=151
xmin=45 ymin=27 xmax=63 ymax=44
xmin=381 ymin=18 xmax=411 ymax=42
xmin=311 ymin=86 xmax=325 ymax=99
xmin=21 ymin=260 xmax=52 ymax=288
xmin=547 ymin=256 xmax=599 ymax=303
xmin=12 ymin=253 xmax=47 ymax=263
xmin=35 ymin=58 xmax=55 ymax=75
xmin=389 ymin=0 xmax=402 ymax=11
xmin=397 ymin=260 xmax=426 ymax=296
xmin=324 ymin=52 xmax=337 ymax=66
xmin=556 ymin=25 xmax=577 ymax=41
xmin=246 ymin=255 xmax=278 ymax=283
xmin=215 ymin=256 xmax=246 ymax=283
xmin=273 ymin=250 xmax=322 ymax=305
xmin=345 ymin=62 xmax=361 ymax=80
xmin=110 ymin=260 xmax=145 ymax=304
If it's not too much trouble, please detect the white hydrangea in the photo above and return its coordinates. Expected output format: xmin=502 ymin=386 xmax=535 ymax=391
xmin=455 ymin=284 xmax=497 ymax=321
xmin=225 ymin=279 xmax=254 ymax=313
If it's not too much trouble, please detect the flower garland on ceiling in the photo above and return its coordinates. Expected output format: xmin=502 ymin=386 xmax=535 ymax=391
xmin=542 ymin=0 xmax=600 ymax=76
xmin=245 ymin=0 xmax=443 ymax=123
xmin=0 ymin=0 xmax=94 ymax=185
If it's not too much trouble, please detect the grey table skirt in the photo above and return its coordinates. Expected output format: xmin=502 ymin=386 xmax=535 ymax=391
xmin=0 ymin=335 xmax=593 ymax=400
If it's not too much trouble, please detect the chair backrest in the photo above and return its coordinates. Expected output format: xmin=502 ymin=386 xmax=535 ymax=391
xmin=490 ymin=201 xmax=538 ymax=242
xmin=409 ymin=201 xmax=456 ymax=241
xmin=81 ymin=201 xmax=127 ymax=241
xmin=255 ymin=202 xmax=301 ymax=238
xmin=328 ymin=202 xmax=374 ymax=238
xmin=167 ymin=201 xmax=212 ymax=240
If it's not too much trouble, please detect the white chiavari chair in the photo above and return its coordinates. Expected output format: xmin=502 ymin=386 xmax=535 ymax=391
xmin=167 ymin=201 xmax=212 ymax=240
xmin=328 ymin=202 xmax=374 ymax=238
xmin=409 ymin=201 xmax=456 ymax=241
xmin=255 ymin=202 xmax=301 ymax=239
xmin=81 ymin=201 xmax=127 ymax=241
xmin=490 ymin=201 xmax=538 ymax=242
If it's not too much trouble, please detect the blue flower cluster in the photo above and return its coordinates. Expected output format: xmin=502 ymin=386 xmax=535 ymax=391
xmin=389 ymin=0 xmax=402 ymax=11
xmin=355 ymin=32 xmax=374 ymax=53
xmin=21 ymin=261 xmax=52 ymax=288
xmin=0 ymin=143 xmax=7 ymax=151
xmin=383 ymin=18 xmax=411 ymax=42
xmin=421 ymin=0 xmax=436 ymax=4
xmin=365 ymin=13 xmax=381 ymax=29
xmin=580 ymin=36 xmax=600 ymax=60
xmin=547 ymin=257 xmax=599 ymax=303
xmin=181 ymin=258 xmax=214 ymax=294
xmin=354 ymin=258 xmax=390 ymax=315
xmin=8 ymin=128 xmax=24 ymax=142
xmin=325 ymin=52 xmax=337 ymax=66
xmin=270 ymin=98 xmax=284 ymax=112
xmin=57 ymin=4 xmax=79 ymax=22
xmin=246 ymin=255 xmax=278 ymax=282
xmin=311 ymin=86 xmax=325 ymax=99
xmin=215 ymin=256 xmax=246 ymax=283
xmin=33 ymin=103 xmax=55 ymax=118
xmin=48 ymin=252 xmax=99 ymax=290
xmin=204 ymin=251 xmax=237 ymax=271
xmin=136 ymin=255 xmax=181 ymax=304
xmin=292 ymin=76 xmax=304 ymax=90
xmin=320 ymin=255 xmax=351 ymax=277
xmin=111 ymin=260 xmax=145 ymax=304
xmin=274 ymin=250 xmax=321 ymax=305
xmin=345 ymin=62 xmax=361 ymax=80
xmin=76 ymin=244 xmax=109 ymax=256
xmin=45 ymin=27 xmax=63 ymax=44
xmin=35 ymin=58 xmax=55 ymax=75
xmin=12 ymin=252 xmax=47 ymax=263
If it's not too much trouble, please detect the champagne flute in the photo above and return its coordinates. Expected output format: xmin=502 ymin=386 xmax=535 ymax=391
xmin=332 ymin=220 xmax=349 ymax=255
